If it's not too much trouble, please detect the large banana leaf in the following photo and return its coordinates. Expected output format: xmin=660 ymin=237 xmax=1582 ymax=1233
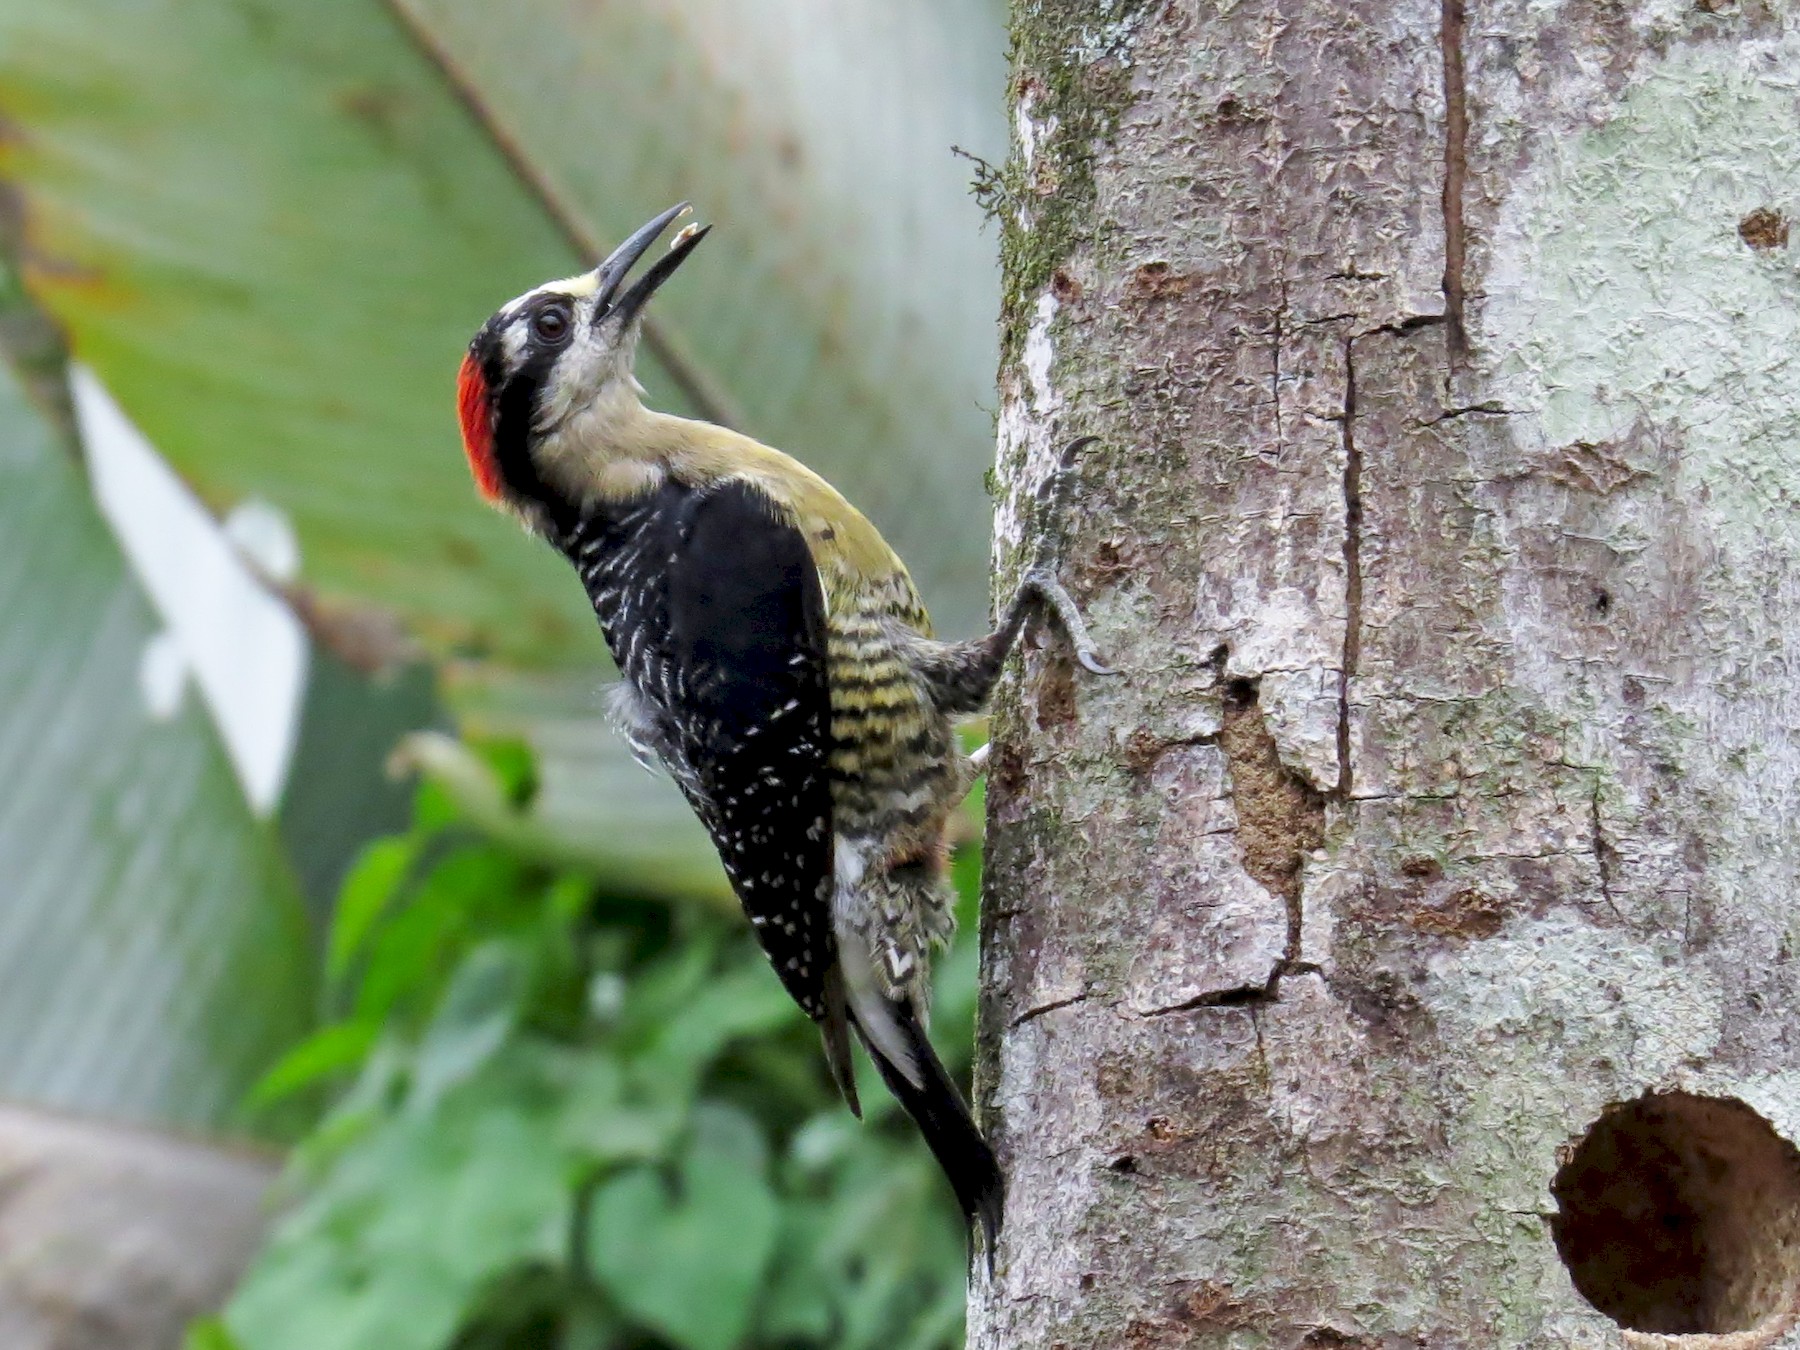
xmin=0 ymin=326 xmax=314 ymax=1133
xmin=0 ymin=0 xmax=1006 ymax=900
xmin=0 ymin=0 xmax=601 ymax=670
xmin=0 ymin=0 xmax=1006 ymax=682
xmin=390 ymin=0 xmax=1008 ymax=630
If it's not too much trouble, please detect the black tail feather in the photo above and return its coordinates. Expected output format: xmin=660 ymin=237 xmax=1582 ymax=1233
xmin=820 ymin=966 xmax=861 ymax=1118
xmin=854 ymin=995 xmax=1003 ymax=1274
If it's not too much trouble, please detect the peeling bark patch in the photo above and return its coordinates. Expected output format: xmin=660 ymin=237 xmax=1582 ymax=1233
xmin=1084 ymin=536 xmax=1134 ymax=587
xmin=1295 ymin=1332 xmax=1381 ymax=1349
xmin=1220 ymin=679 xmax=1326 ymax=950
xmin=1049 ymin=267 xmax=1083 ymax=303
xmin=1123 ymin=1281 xmax=1261 ymax=1344
xmin=989 ymin=740 xmax=1028 ymax=806
xmin=1401 ymin=886 xmax=1505 ymax=940
xmin=1126 ymin=260 xmax=1196 ymax=301
xmin=1541 ymin=428 xmax=1658 ymax=495
xmin=1122 ymin=725 xmax=1173 ymax=777
xmin=1399 ymin=854 xmax=1442 ymax=880
xmin=1739 ymin=207 xmax=1789 ymax=251
xmin=1552 ymin=1091 xmax=1800 ymax=1339
xmin=1034 ymin=654 xmax=1079 ymax=731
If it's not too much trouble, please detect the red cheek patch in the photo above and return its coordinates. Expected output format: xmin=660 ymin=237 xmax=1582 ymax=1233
xmin=457 ymin=353 xmax=504 ymax=502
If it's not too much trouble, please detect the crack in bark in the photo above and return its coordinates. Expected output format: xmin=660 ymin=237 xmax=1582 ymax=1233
xmin=1123 ymin=725 xmax=1221 ymax=777
xmin=1141 ymin=981 xmax=1274 ymax=1016
xmin=1418 ymin=403 xmax=1517 ymax=426
xmin=1332 ymin=315 xmax=1446 ymax=800
xmin=1009 ymin=990 xmax=1091 ymax=1029
xmin=1590 ymin=780 xmax=1626 ymax=925
xmin=1440 ymin=0 xmax=1470 ymax=361
xmin=1365 ymin=314 xmax=1447 ymax=338
xmin=380 ymin=0 xmax=742 ymax=430
xmin=1140 ymin=960 xmax=1321 ymax=1017
xmin=1336 ymin=338 xmax=1362 ymax=799
xmin=1272 ymin=270 xmax=1287 ymax=464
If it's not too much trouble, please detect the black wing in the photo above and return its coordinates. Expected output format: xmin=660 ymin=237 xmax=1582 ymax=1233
xmin=567 ymin=478 xmax=836 ymax=1019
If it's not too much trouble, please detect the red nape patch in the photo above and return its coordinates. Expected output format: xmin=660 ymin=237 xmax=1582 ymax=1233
xmin=456 ymin=353 xmax=504 ymax=502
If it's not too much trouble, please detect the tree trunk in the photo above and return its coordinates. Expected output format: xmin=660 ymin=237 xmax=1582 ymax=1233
xmin=974 ymin=3 xmax=1800 ymax=1346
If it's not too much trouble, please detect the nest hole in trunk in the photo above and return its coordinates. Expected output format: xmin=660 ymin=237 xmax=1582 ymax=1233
xmin=1551 ymin=1090 xmax=1800 ymax=1339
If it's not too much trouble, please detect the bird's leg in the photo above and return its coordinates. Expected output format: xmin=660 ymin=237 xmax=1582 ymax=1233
xmin=917 ymin=436 xmax=1119 ymax=716
xmin=1005 ymin=434 xmax=1118 ymax=677
xmin=1011 ymin=566 xmax=1116 ymax=678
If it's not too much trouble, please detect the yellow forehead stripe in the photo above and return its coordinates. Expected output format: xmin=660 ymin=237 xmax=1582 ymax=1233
xmin=542 ymin=271 xmax=601 ymax=299
xmin=500 ymin=270 xmax=600 ymax=320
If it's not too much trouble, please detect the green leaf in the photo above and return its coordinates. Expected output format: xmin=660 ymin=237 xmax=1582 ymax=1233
xmin=688 ymin=1101 xmax=769 ymax=1175
xmin=327 ymin=837 xmax=418 ymax=986
xmin=249 ymin=1020 xmax=381 ymax=1109
xmin=229 ymin=1050 xmax=574 ymax=1350
xmin=756 ymin=1207 xmax=836 ymax=1343
xmin=552 ymin=1053 xmax=677 ymax=1169
xmin=766 ymin=1121 xmax=967 ymax=1350
xmin=352 ymin=844 xmax=526 ymax=1025
xmin=0 ymin=340 xmax=314 ymax=1134
xmin=184 ymin=1318 xmax=245 ymax=1350
xmin=631 ymin=961 xmax=800 ymax=1095
xmin=406 ymin=941 xmax=527 ymax=1110
xmin=450 ymin=1263 xmax=618 ymax=1350
xmin=590 ymin=1128 xmax=781 ymax=1350
xmin=467 ymin=735 xmax=537 ymax=809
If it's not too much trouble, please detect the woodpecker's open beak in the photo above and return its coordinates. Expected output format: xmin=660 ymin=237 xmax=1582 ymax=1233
xmin=592 ymin=203 xmax=712 ymax=328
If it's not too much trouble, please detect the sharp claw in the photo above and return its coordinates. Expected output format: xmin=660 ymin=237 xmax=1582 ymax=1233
xmin=1077 ymin=648 xmax=1119 ymax=677
xmin=1058 ymin=435 xmax=1099 ymax=470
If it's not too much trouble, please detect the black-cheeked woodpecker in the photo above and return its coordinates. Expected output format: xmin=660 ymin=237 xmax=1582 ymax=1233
xmin=455 ymin=204 xmax=1114 ymax=1267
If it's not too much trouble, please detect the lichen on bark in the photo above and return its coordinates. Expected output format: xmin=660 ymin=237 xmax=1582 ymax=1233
xmin=994 ymin=0 xmax=1156 ymax=368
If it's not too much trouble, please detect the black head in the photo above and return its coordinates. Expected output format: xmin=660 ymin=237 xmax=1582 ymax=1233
xmin=457 ymin=203 xmax=710 ymax=519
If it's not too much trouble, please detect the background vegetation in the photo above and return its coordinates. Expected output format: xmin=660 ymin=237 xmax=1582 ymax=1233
xmin=208 ymin=742 xmax=985 ymax=1350
xmin=0 ymin=0 xmax=1010 ymax=1345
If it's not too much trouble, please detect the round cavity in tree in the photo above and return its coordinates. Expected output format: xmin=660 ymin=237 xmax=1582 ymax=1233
xmin=1551 ymin=1091 xmax=1800 ymax=1338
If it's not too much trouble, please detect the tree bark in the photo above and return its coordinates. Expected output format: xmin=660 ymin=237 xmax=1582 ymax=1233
xmin=975 ymin=2 xmax=1800 ymax=1346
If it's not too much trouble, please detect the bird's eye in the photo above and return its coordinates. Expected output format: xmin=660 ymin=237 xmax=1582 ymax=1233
xmin=531 ymin=302 xmax=572 ymax=345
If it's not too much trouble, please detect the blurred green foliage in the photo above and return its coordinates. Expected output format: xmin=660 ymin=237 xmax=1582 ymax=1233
xmin=203 ymin=740 xmax=981 ymax=1350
